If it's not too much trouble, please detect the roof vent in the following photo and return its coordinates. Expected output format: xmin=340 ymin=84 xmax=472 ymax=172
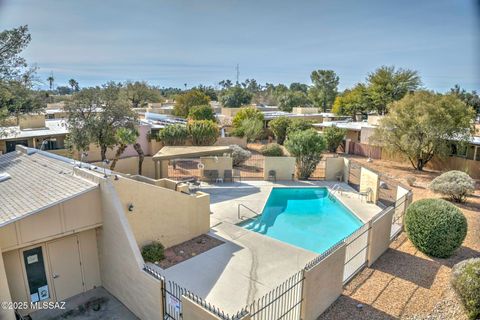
xmin=0 ymin=172 xmax=11 ymax=182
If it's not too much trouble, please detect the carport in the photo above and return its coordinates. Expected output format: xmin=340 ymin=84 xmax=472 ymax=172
xmin=152 ymin=146 xmax=233 ymax=179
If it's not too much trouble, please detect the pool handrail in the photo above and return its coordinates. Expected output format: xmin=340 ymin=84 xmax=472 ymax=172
xmin=237 ymin=203 xmax=261 ymax=220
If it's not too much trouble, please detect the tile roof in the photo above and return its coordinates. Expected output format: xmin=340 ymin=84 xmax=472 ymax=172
xmin=0 ymin=150 xmax=98 ymax=227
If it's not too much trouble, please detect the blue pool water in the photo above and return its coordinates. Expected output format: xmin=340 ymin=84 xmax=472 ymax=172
xmin=241 ymin=188 xmax=362 ymax=254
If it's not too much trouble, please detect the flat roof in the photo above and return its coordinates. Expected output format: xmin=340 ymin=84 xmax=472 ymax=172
xmin=0 ymin=149 xmax=98 ymax=227
xmin=262 ymin=111 xmax=350 ymax=120
xmin=0 ymin=119 xmax=69 ymax=140
xmin=152 ymin=146 xmax=232 ymax=161
xmin=314 ymin=121 xmax=376 ymax=131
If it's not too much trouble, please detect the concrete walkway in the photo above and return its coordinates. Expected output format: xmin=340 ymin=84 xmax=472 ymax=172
xmin=149 ymin=180 xmax=383 ymax=315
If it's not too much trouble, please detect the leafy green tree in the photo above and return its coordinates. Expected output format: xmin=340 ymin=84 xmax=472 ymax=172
xmin=240 ymin=118 xmax=263 ymax=142
xmin=124 ymin=81 xmax=162 ymax=108
xmin=323 ymin=126 xmax=347 ymax=152
xmin=68 ymin=79 xmax=79 ymax=92
xmin=194 ymin=85 xmax=218 ymax=100
xmin=158 ymin=124 xmax=188 ymax=145
xmin=372 ymin=91 xmax=475 ymax=171
xmin=0 ymin=80 xmax=44 ymax=124
xmin=366 ymin=66 xmax=421 ymax=115
xmin=0 ymin=25 xmax=32 ymax=81
xmin=277 ymin=90 xmax=311 ymax=112
xmin=220 ymin=85 xmax=253 ymax=108
xmin=188 ymin=105 xmax=216 ymax=121
xmin=332 ymin=84 xmax=371 ymax=120
xmin=187 ymin=120 xmax=219 ymax=145
xmin=269 ymin=116 xmax=291 ymax=145
xmin=241 ymin=78 xmax=262 ymax=94
xmin=309 ymin=70 xmax=339 ymax=112
xmin=110 ymin=128 xmax=138 ymax=171
xmin=450 ymin=85 xmax=480 ymax=116
xmin=65 ymin=82 xmax=137 ymax=160
xmin=286 ymin=118 xmax=313 ymax=136
xmin=289 ymin=82 xmax=308 ymax=93
xmin=285 ymin=129 xmax=325 ymax=179
xmin=173 ymin=89 xmax=210 ymax=117
xmin=218 ymin=79 xmax=233 ymax=89
xmin=232 ymin=107 xmax=264 ymax=136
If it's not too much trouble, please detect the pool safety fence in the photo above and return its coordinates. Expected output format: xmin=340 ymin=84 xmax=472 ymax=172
xmin=247 ymin=270 xmax=304 ymax=320
xmin=143 ymin=265 xmax=247 ymax=320
xmin=142 ymin=164 xmax=413 ymax=320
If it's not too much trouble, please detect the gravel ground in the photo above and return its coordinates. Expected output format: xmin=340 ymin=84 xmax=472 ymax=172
xmin=318 ymin=156 xmax=479 ymax=320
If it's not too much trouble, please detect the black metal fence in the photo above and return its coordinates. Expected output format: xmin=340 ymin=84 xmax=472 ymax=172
xmin=248 ymin=271 xmax=304 ymax=320
xmin=235 ymin=153 xmax=264 ymax=180
xmin=167 ymin=158 xmax=202 ymax=181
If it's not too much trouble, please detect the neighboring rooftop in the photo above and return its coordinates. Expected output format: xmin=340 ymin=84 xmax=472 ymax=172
xmin=314 ymin=120 xmax=376 ymax=131
xmin=262 ymin=111 xmax=350 ymax=120
xmin=0 ymin=148 xmax=98 ymax=227
xmin=0 ymin=119 xmax=69 ymax=140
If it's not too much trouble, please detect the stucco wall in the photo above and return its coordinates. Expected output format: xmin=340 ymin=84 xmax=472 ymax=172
xmin=367 ymin=207 xmax=394 ymax=266
xmin=112 ymin=176 xmax=210 ymax=248
xmin=301 ymin=244 xmax=347 ymax=320
xmin=214 ymin=136 xmax=247 ymax=148
xmin=97 ymin=179 xmax=163 ymax=320
xmin=182 ymin=296 xmax=224 ymax=320
xmin=325 ymin=157 xmax=345 ymax=181
xmin=359 ymin=167 xmax=380 ymax=202
xmin=19 ymin=114 xmax=46 ymax=129
xmin=0 ymin=189 xmax=102 ymax=252
xmin=291 ymin=107 xmax=319 ymax=115
xmin=92 ymin=156 xmax=156 ymax=179
xmin=0 ymin=250 xmax=14 ymax=320
xmin=200 ymin=156 xmax=233 ymax=179
xmin=360 ymin=127 xmax=376 ymax=144
xmin=263 ymin=157 xmax=296 ymax=180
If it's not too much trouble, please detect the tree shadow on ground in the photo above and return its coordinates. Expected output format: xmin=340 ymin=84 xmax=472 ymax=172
xmin=318 ymin=295 xmax=397 ymax=320
xmin=370 ymin=248 xmax=441 ymax=289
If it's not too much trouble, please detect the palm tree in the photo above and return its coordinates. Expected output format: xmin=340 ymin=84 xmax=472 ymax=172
xmin=133 ymin=143 xmax=145 ymax=175
xmin=110 ymin=128 xmax=138 ymax=171
xmin=47 ymin=74 xmax=54 ymax=91
xmin=68 ymin=79 xmax=79 ymax=92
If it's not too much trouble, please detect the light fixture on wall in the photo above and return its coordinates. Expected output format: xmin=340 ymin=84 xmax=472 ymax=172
xmin=127 ymin=203 xmax=134 ymax=212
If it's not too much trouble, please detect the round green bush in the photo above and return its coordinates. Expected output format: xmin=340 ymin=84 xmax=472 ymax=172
xmin=260 ymin=143 xmax=284 ymax=157
xmin=405 ymin=199 xmax=467 ymax=258
xmin=451 ymin=258 xmax=480 ymax=320
xmin=141 ymin=241 xmax=165 ymax=263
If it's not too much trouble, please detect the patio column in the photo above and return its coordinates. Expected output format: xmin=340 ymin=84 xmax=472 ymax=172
xmin=154 ymin=160 xmax=160 ymax=179
xmin=474 ymin=146 xmax=478 ymax=161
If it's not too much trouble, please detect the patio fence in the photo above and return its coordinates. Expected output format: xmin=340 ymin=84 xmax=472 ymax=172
xmin=247 ymin=271 xmax=304 ymax=320
xmin=143 ymin=265 xmax=247 ymax=320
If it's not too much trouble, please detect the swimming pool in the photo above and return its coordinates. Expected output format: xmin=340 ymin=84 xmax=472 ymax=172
xmin=241 ymin=187 xmax=363 ymax=254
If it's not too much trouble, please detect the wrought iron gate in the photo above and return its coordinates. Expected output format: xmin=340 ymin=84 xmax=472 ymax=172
xmin=163 ymin=280 xmax=184 ymax=320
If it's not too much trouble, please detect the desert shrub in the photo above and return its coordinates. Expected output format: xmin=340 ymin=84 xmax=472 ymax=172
xmin=269 ymin=116 xmax=291 ymax=145
xmin=286 ymin=118 xmax=313 ymax=137
xmin=260 ymin=143 xmax=284 ymax=157
xmin=187 ymin=120 xmax=219 ymax=145
xmin=451 ymin=258 xmax=480 ymax=319
xmin=240 ymin=118 xmax=263 ymax=142
xmin=230 ymin=144 xmax=251 ymax=166
xmin=158 ymin=124 xmax=188 ymax=146
xmin=429 ymin=170 xmax=475 ymax=203
xmin=141 ymin=241 xmax=165 ymax=263
xmin=232 ymin=107 xmax=264 ymax=137
xmin=406 ymin=176 xmax=416 ymax=187
xmin=323 ymin=126 xmax=347 ymax=152
xmin=188 ymin=105 xmax=216 ymax=121
xmin=285 ymin=129 xmax=325 ymax=179
xmin=405 ymin=198 xmax=467 ymax=258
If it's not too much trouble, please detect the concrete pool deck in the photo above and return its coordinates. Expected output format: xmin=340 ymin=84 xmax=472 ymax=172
xmin=148 ymin=180 xmax=383 ymax=315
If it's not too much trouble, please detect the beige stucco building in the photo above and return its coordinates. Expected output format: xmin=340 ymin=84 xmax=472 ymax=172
xmin=0 ymin=146 xmax=211 ymax=319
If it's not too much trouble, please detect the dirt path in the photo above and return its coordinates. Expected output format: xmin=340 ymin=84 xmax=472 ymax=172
xmin=318 ymin=156 xmax=480 ymax=320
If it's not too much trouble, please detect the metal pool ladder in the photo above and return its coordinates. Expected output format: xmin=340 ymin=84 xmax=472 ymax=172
xmin=329 ymin=184 xmax=343 ymax=200
xmin=238 ymin=204 xmax=261 ymax=220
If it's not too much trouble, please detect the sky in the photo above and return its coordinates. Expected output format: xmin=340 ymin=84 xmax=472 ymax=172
xmin=0 ymin=0 xmax=479 ymax=92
